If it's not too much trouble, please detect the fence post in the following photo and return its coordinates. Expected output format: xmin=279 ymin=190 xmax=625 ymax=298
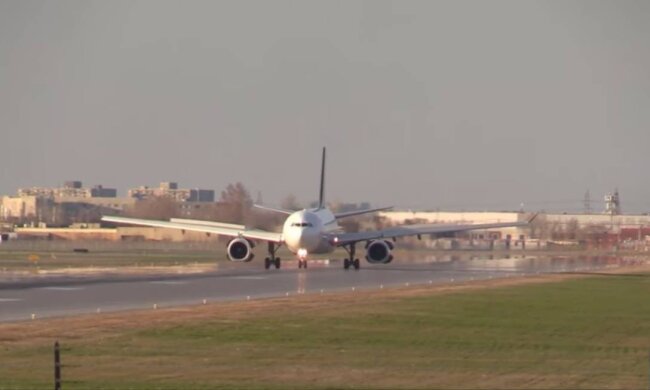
xmin=54 ymin=341 xmax=61 ymax=390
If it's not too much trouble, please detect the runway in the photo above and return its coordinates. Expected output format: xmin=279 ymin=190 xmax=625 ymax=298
xmin=0 ymin=255 xmax=625 ymax=322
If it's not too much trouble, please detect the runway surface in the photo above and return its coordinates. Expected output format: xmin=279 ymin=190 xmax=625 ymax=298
xmin=0 ymin=255 xmax=627 ymax=322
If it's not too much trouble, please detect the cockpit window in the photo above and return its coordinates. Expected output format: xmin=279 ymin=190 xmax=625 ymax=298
xmin=291 ymin=222 xmax=313 ymax=227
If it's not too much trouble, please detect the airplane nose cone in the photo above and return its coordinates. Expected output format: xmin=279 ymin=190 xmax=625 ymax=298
xmin=285 ymin=228 xmax=304 ymax=252
xmin=293 ymin=228 xmax=318 ymax=252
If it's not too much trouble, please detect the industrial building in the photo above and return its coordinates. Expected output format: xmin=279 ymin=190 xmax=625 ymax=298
xmin=378 ymin=211 xmax=524 ymax=239
xmin=377 ymin=210 xmax=650 ymax=251
xmin=379 ymin=189 xmax=648 ymax=244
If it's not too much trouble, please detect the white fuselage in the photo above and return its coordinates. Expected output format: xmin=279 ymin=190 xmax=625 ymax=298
xmin=281 ymin=208 xmax=340 ymax=257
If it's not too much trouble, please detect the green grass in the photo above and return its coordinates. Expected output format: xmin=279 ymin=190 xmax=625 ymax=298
xmin=0 ymin=246 xmax=315 ymax=271
xmin=2 ymin=274 xmax=650 ymax=389
xmin=0 ymin=249 xmax=219 ymax=270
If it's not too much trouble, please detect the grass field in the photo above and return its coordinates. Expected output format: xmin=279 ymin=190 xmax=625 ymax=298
xmin=1 ymin=272 xmax=650 ymax=389
xmin=0 ymin=249 xmax=219 ymax=271
xmin=0 ymin=247 xmax=299 ymax=271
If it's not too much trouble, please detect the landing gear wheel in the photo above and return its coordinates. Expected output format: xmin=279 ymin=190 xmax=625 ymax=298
xmin=342 ymin=243 xmax=358 ymax=271
xmin=265 ymin=242 xmax=282 ymax=270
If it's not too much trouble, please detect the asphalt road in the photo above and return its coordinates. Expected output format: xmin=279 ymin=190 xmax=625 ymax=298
xmin=0 ymin=255 xmax=624 ymax=322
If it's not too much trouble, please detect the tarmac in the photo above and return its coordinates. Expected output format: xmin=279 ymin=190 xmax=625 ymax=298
xmin=0 ymin=255 xmax=625 ymax=322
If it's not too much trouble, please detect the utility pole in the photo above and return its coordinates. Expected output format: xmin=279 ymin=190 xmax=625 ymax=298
xmin=583 ymin=190 xmax=592 ymax=215
xmin=54 ymin=341 xmax=61 ymax=390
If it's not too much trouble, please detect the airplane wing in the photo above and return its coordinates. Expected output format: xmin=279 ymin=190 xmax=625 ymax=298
xmin=169 ymin=218 xmax=245 ymax=230
xmin=334 ymin=206 xmax=394 ymax=219
xmin=101 ymin=216 xmax=283 ymax=243
xmin=331 ymin=216 xmax=536 ymax=246
xmin=253 ymin=204 xmax=293 ymax=215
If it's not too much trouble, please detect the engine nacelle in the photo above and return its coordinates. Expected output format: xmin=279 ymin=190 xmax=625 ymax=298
xmin=365 ymin=240 xmax=394 ymax=264
xmin=227 ymin=238 xmax=255 ymax=262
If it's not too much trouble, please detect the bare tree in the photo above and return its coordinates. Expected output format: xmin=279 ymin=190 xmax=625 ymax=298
xmin=565 ymin=218 xmax=579 ymax=240
xmin=125 ymin=197 xmax=179 ymax=220
xmin=528 ymin=214 xmax=548 ymax=239
xmin=215 ymin=182 xmax=253 ymax=223
xmin=280 ymin=194 xmax=301 ymax=211
xmin=338 ymin=217 xmax=361 ymax=233
xmin=249 ymin=208 xmax=285 ymax=231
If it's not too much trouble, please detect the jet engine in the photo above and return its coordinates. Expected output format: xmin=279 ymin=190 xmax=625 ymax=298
xmin=227 ymin=238 xmax=255 ymax=262
xmin=365 ymin=240 xmax=394 ymax=264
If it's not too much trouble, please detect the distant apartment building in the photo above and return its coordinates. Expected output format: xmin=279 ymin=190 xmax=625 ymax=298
xmin=0 ymin=195 xmax=55 ymax=223
xmin=128 ymin=182 xmax=215 ymax=203
xmin=18 ymin=181 xmax=117 ymax=199
xmin=2 ymin=181 xmax=131 ymax=226
xmin=1 ymin=180 xmax=216 ymax=226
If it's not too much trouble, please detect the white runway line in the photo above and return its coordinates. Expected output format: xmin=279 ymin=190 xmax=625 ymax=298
xmin=228 ymin=276 xmax=268 ymax=280
xmin=0 ymin=298 xmax=22 ymax=302
xmin=149 ymin=280 xmax=188 ymax=285
xmin=40 ymin=287 xmax=85 ymax=291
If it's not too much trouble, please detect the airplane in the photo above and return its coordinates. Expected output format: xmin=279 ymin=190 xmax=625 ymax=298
xmin=102 ymin=148 xmax=534 ymax=270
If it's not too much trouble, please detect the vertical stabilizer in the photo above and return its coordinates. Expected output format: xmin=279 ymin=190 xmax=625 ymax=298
xmin=318 ymin=147 xmax=326 ymax=209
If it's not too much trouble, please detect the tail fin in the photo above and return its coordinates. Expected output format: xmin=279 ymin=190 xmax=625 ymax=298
xmin=318 ymin=147 xmax=326 ymax=210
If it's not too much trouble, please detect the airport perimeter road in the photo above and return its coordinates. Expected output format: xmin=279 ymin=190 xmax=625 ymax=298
xmin=0 ymin=256 xmax=621 ymax=322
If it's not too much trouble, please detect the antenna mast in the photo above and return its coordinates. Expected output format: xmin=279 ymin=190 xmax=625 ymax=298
xmin=583 ymin=190 xmax=592 ymax=214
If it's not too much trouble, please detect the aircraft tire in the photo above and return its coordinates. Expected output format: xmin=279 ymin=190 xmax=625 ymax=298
xmin=343 ymin=258 xmax=350 ymax=270
xmin=275 ymin=258 xmax=281 ymax=269
xmin=264 ymin=258 xmax=271 ymax=269
xmin=353 ymin=259 xmax=360 ymax=270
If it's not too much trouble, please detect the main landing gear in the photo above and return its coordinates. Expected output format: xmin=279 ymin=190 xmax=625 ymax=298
xmin=264 ymin=242 xmax=281 ymax=270
xmin=342 ymin=243 xmax=360 ymax=270
xmin=298 ymin=259 xmax=308 ymax=269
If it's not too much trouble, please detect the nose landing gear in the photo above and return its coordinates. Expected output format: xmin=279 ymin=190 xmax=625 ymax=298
xmin=297 ymin=248 xmax=309 ymax=269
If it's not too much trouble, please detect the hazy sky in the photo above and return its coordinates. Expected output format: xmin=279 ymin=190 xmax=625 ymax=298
xmin=1 ymin=1 xmax=649 ymax=212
